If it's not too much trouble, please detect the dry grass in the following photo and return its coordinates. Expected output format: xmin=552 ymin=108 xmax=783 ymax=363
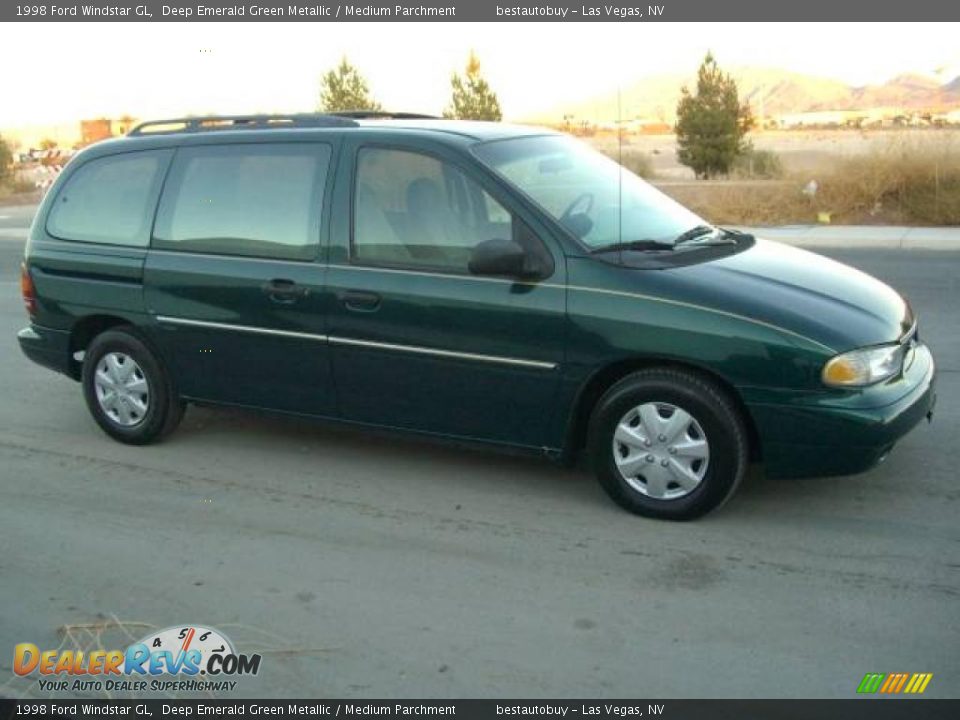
xmin=658 ymin=135 xmax=960 ymax=225
xmin=660 ymin=180 xmax=808 ymax=225
xmin=818 ymin=135 xmax=960 ymax=224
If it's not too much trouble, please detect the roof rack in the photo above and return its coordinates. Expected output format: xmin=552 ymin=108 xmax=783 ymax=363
xmin=328 ymin=111 xmax=441 ymax=120
xmin=127 ymin=113 xmax=358 ymax=136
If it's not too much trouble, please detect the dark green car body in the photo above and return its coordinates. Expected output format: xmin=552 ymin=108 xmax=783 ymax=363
xmin=18 ymin=118 xmax=936 ymax=480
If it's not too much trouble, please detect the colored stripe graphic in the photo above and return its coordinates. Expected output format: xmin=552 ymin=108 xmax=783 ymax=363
xmin=889 ymin=673 xmax=910 ymax=693
xmin=904 ymin=673 xmax=933 ymax=694
xmin=880 ymin=674 xmax=898 ymax=693
xmin=858 ymin=672 xmax=932 ymax=694
xmin=857 ymin=673 xmax=885 ymax=693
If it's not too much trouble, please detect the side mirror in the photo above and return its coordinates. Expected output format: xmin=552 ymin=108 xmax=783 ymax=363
xmin=468 ymin=238 xmax=531 ymax=278
xmin=562 ymin=212 xmax=593 ymax=239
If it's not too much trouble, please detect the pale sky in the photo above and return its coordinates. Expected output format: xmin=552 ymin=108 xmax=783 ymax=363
xmin=1 ymin=22 xmax=958 ymax=128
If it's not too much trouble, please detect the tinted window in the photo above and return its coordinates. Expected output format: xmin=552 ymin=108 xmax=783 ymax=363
xmin=153 ymin=143 xmax=331 ymax=261
xmin=353 ymin=148 xmax=515 ymax=273
xmin=47 ymin=150 xmax=169 ymax=246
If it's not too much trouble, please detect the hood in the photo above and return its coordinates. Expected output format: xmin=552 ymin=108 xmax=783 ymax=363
xmin=621 ymin=239 xmax=913 ymax=352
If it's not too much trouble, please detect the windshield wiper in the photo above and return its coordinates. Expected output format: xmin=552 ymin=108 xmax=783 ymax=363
xmin=674 ymin=224 xmax=737 ymax=246
xmin=589 ymin=227 xmax=748 ymax=255
xmin=589 ymin=239 xmax=675 ymax=254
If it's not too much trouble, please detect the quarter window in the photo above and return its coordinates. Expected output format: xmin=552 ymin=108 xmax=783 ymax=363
xmin=153 ymin=143 xmax=331 ymax=261
xmin=352 ymin=148 xmax=516 ymax=273
xmin=47 ymin=150 xmax=169 ymax=246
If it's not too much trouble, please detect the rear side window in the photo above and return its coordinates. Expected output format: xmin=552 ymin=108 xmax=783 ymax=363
xmin=153 ymin=143 xmax=331 ymax=261
xmin=47 ymin=150 xmax=169 ymax=246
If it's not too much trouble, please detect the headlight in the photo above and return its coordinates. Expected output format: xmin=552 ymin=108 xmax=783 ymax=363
xmin=822 ymin=344 xmax=906 ymax=387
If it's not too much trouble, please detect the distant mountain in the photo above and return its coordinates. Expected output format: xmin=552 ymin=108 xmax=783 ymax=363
xmin=528 ymin=68 xmax=960 ymax=124
xmin=735 ymin=68 xmax=851 ymax=115
xmin=846 ymin=73 xmax=949 ymax=109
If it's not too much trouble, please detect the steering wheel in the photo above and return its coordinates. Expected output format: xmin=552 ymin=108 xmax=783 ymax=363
xmin=560 ymin=192 xmax=594 ymax=224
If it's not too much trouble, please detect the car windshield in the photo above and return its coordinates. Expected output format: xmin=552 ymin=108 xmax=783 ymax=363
xmin=473 ymin=134 xmax=707 ymax=251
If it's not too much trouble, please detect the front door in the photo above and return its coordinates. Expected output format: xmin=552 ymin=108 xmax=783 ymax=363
xmin=144 ymin=141 xmax=337 ymax=416
xmin=325 ymin=142 xmax=567 ymax=449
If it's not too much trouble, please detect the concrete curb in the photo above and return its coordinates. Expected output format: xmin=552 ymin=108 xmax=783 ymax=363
xmin=733 ymin=225 xmax=960 ymax=251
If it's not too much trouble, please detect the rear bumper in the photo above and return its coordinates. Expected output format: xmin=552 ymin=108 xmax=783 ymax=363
xmin=749 ymin=343 xmax=936 ymax=478
xmin=18 ymin=324 xmax=73 ymax=377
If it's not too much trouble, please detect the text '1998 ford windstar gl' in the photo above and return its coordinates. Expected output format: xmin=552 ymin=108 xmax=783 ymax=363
xmin=18 ymin=113 xmax=937 ymax=519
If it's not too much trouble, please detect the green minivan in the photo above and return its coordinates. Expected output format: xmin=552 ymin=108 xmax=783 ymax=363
xmin=18 ymin=114 xmax=936 ymax=519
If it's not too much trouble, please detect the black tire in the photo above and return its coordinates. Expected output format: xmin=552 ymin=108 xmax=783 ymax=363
xmin=588 ymin=368 xmax=748 ymax=520
xmin=81 ymin=328 xmax=184 ymax=445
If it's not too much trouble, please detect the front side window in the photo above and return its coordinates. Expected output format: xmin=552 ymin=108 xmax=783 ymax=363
xmin=352 ymin=148 xmax=516 ymax=273
xmin=47 ymin=150 xmax=168 ymax=246
xmin=153 ymin=143 xmax=331 ymax=261
xmin=474 ymin=135 xmax=705 ymax=251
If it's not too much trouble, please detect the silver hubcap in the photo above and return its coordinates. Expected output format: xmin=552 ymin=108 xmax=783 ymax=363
xmin=94 ymin=352 xmax=150 ymax=427
xmin=612 ymin=401 xmax=710 ymax=500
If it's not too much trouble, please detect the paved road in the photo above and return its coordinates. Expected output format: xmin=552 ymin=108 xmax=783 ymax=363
xmin=0 ymin=204 xmax=37 ymax=235
xmin=1 ymin=209 xmax=957 ymax=699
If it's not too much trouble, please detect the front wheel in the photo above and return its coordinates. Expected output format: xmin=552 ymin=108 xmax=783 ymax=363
xmin=589 ymin=368 xmax=748 ymax=520
xmin=81 ymin=328 xmax=184 ymax=445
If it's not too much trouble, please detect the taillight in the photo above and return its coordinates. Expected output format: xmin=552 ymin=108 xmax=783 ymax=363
xmin=20 ymin=262 xmax=37 ymax=318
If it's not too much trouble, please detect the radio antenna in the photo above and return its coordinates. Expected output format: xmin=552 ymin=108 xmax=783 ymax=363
xmin=618 ymin=87 xmax=623 ymax=265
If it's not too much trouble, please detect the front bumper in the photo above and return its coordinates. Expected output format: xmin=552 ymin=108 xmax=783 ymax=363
xmin=18 ymin=324 xmax=73 ymax=377
xmin=748 ymin=343 xmax=936 ymax=478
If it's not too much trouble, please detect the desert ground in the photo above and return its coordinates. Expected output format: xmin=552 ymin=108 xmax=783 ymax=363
xmin=588 ymin=127 xmax=960 ymax=179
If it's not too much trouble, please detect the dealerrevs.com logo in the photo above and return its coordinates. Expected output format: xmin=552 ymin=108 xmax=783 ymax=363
xmin=14 ymin=625 xmax=261 ymax=693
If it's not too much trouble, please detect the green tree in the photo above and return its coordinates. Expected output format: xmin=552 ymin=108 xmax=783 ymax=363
xmin=318 ymin=57 xmax=382 ymax=113
xmin=675 ymin=52 xmax=753 ymax=179
xmin=0 ymin=135 xmax=13 ymax=187
xmin=444 ymin=52 xmax=502 ymax=121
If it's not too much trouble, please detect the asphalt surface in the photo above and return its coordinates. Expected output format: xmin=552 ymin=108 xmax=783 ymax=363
xmin=0 ymin=205 xmax=957 ymax=699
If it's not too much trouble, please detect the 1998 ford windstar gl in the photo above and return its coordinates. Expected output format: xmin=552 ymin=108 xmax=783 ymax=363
xmin=18 ymin=113 xmax=937 ymax=519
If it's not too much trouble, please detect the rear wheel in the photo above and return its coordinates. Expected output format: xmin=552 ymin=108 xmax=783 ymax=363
xmin=589 ymin=368 xmax=748 ymax=520
xmin=81 ymin=329 xmax=184 ymax=444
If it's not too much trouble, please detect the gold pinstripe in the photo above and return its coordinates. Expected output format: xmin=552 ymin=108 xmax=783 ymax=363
xmin=331 ymin=264 xmax=838 ymax=354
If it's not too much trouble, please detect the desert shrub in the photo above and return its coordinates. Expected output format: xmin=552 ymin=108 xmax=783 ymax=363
xmin=12 ymin=177 xmax=36 ymax=193
xmin=732 ymin=147 xmax=784 ymax=179
xmin=620 ymin=149 xmax=655 ymax=179
xmin=0 ymin=135 xmax=13 ymax=186
xmin=598 ymin=147 xmax=656 ymax=179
